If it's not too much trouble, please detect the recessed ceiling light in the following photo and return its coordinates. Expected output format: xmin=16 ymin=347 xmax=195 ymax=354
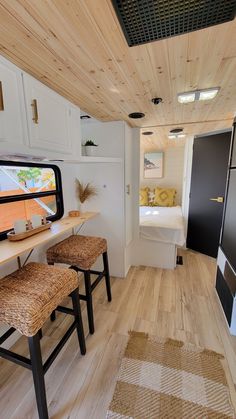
xmin=142 ymin=131 xmax=154 ymax=135
xmin=169 ymin=127 xmax=183 ymax=134
xmin=80 ymin=115 xmax=91 ymax=120
xmin=178 ymin=87 xmax=219 ymax=104
xmin=151 ymin=97 xmax=163 ymax=105
xmin=110 ymin=87 xmax=120 ymax=93
xmin=128 ymin=112 xmax=145 ymax=119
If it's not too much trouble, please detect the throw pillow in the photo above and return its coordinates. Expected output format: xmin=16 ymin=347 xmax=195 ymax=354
xmin=139 ymin=187 xmax=149 ymax=206
xmin=154 ymin=188 xmax=176 ymax=207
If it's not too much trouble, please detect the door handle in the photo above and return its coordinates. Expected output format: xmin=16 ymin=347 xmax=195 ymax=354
xmin=31 ymin=99 xmax=39 ymax=124
xmin=0 ymin=81 xmax=4 ymax=111
xmin=210 ymin=197 xmax=224 ymax=203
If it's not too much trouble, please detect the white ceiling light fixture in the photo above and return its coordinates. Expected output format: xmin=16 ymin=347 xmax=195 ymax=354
xmin=168 ymin=133 xmax=186 ymax=139
xmin=199 ymin=88 xmax=219 ymax=101
xmin=177 ymin=92 xmax=195 ymax=104
xmin=178 ymin=87 xmax=220 ymax=104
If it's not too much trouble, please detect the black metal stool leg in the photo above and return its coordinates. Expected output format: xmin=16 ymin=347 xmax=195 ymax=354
xmin=28 ymin=332 xmax=49 ymax=419
xmin=103 ymin=251 xmax=112 ymax=302
xmin=71 ymin=289 xmax=86 ymax=355
xmin=50 ymin=310 xmax=56 ymax=322
xmin=84 ymin=271 xmax=94 ymax=334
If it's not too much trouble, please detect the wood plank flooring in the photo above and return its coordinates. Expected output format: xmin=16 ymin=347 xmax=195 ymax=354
xmin=1 ymin=249 xmax=236 ymax=418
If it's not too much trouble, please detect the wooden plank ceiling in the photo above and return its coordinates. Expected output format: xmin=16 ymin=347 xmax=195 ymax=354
xmin=0 ymin=0 xmax=235 ymax=148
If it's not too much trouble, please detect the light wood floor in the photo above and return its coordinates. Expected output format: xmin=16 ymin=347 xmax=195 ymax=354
xmin=1 ymin=249 xmax=236 ymax=418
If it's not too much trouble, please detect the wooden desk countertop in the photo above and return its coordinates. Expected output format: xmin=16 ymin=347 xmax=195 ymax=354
xmin=0 ymin=212 xmax=98 ymax=266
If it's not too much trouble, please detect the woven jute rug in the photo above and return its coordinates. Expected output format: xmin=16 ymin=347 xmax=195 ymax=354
xmin=106 ymin=332 xmax=235 ymax=419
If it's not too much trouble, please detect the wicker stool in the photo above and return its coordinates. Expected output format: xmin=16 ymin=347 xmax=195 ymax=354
xmin=47 ymin=234 xmax=112 ymax=334
xmin=0 ymin=262 xmax=86 ymax=419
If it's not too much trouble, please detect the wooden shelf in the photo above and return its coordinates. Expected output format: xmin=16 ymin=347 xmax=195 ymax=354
xmin=0 ymin=212 xmax=98 ymax=266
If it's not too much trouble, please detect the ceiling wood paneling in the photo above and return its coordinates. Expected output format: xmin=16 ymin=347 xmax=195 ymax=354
xmin=140 ymin=120 xmax=232 ymax=151
xmin=0 ymin=0 xmax=235 ymax=141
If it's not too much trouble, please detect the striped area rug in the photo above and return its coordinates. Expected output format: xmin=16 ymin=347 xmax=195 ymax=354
xmin=107 ymin=332 xmax=235 ymax=419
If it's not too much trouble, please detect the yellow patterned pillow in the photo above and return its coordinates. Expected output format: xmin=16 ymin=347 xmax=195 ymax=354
xmin=139 ymin=188 xmax=149 ymax=206
xmin=154 ymin=188 xmax=176 ymax=207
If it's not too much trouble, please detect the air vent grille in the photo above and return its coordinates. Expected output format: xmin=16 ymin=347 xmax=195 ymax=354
xmin=112 ymin=0 xmax=236 ymax=47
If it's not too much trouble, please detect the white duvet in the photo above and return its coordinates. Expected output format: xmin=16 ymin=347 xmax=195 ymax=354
xmin=139 ymin=206 xmax=186 ymax=246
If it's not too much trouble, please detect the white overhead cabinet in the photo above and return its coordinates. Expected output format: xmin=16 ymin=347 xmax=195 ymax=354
xmin=23 ymin=74 xmax=77 ymax=154
xmin=0 ymin=58 xmax=27 ymax=146
xmin=0 ymin=56 xmax=81 ymax=159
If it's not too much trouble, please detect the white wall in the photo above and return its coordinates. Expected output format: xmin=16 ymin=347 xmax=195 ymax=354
xmin=140 ymin=146 xmax=185 ymax=205
xmin=81 ymin=121 xmax=125 ymax=157
xmin=75 ymin=162 xmax=125 ymax=277
xmin=125 ymin=127 xmax=140 ymax=275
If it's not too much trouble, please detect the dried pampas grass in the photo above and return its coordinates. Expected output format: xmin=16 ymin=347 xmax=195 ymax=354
xmin=76 ymin=179 xmax=97 ymax=203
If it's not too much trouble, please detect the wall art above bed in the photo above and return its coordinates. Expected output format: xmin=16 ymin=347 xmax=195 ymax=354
xmin=144 ymin=152 xmax=163 ymax=178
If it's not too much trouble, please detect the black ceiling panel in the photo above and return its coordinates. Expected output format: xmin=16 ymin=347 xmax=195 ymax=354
xmin=112 ymin=0 xmax=236 ymax=47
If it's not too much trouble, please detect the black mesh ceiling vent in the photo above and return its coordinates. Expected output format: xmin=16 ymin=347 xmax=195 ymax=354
xmin=112 ymin=0 xmax=236 ymax=47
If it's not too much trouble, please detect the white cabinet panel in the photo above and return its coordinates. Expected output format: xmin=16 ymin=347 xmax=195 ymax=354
xmin=0 ymin=59 xmax=26 ymax=145
xmin=23 ymin=75 xmax=73 ymax=154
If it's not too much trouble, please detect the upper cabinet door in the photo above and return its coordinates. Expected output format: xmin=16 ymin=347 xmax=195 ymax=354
xmin=23 ymin=74 xmax=73 ymax=154
xmin=0 ymin=59 xmax=27 ymax=145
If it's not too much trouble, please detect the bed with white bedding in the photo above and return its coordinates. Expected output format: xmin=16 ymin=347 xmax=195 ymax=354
xmin=130 ymin=205 xmax=186 ymax=269
xmin=139 ymin=205 xmax=185 ymax=246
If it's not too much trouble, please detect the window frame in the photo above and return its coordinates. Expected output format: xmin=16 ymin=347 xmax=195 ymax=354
xmin=0 ymin=160 xmax=64 ymax=240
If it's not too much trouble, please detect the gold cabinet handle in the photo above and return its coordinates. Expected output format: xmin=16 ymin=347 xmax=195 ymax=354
xmin=0 ymin=81 xmax=4 ymax=111
xmin=210 ymin=197 xmax=224 ymax=203
xmin=31 ymin=99 xmax=39 ymax=124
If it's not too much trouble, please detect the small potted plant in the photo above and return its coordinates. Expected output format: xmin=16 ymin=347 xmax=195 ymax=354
xmin=84 ymin=139 xmax=98 ymax=157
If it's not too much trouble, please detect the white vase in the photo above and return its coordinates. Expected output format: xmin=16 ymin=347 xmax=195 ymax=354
xmin=85 ymin=146 xmax=97 ymax=157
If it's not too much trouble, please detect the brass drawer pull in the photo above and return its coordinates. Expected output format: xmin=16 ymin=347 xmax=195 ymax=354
xmin=210 ymin=197 xmax=224 ymax=203
xmin=31 ymin=99 xmax=39 ymax=124
xmin=0 ymin=81 xmax=4 ymax=111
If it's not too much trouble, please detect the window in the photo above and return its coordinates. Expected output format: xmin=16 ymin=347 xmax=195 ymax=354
xmin=0 ymin=161 xmax=64 ymax=239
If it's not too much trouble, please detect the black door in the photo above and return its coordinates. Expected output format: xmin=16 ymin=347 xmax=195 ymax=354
xmin=187 ymin=131 xmax=231 ymax=258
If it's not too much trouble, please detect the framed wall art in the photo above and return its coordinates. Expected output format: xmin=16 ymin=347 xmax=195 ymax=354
xmin=144 ymin=152 xmax=163 ymax=178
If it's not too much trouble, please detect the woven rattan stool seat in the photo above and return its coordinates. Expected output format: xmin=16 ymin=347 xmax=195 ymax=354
xmin=47 ymin=235 xmax=107 ymax=270
xmin=0 ymin=262 xmax=78 ymax=337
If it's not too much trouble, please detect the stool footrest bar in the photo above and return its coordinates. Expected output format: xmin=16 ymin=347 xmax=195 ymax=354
xmin=0 ymin=327 xmax=16 ymax=345
xmin=56 ymin=306 xmax=74 ymax=315
xmin=43 ymin=320 xmax=76 ymax=374
xmin=0 ymin=347 xmax=31 ymax=369
xmin=0 ymin=320 xmax=79 ymax=374
xmin=91 ymin=273 xmax=105 ymax=291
